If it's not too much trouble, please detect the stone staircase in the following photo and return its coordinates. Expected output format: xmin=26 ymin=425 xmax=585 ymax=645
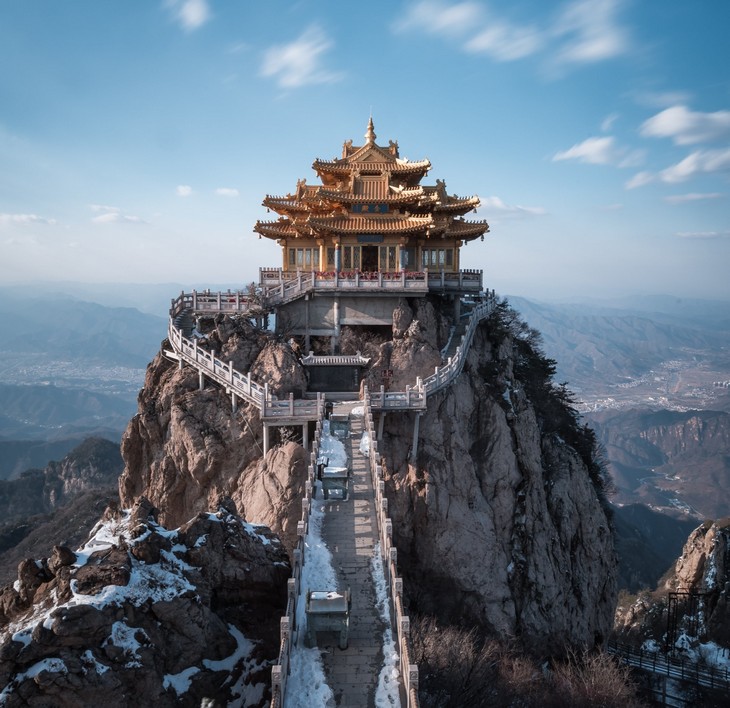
xmin=319 ymin=405 xmax=387 ymax=706
xmin=173 ymin=308 xmax=195 ymax=338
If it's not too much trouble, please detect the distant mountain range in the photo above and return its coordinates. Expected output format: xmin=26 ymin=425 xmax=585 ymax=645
xmin=508 ymin=294 xmax=730 ymax=412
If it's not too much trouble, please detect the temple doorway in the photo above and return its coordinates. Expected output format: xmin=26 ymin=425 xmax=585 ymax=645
xmin=361 ymin=246 xmax=378 ymax=272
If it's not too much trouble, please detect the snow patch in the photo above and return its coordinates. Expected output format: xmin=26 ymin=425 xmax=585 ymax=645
xmin=163 ymin=666 xmax=200 ymax=696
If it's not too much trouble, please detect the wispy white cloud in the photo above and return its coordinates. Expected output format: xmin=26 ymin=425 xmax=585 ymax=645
xmin=393 ymin=0 xmax=630 ymax=68
xmin=625 ymin=171 xmax=654 ymax=189
xmin=550 ymin=0 xmax=629 ymax=65
xmin=601 ymin=113 xmax=618 ymax=132
xmin=676 ymin=230 xmax=730 ymax=240
xmin=260 ymin=25 xmax=343 ymax=89
xmin=0 ymin=213 xmax=56 ymax=226
xmin=554 ymin=136 xmax=615 ymax=164
xmin=640 ymin=105 xmax=730 ymax=145
xmin=481 ymin=195 xmax=546 ymax=216
xmin=176 ymin=185 xmax=193 ymax=197
xmin=215 ymin=187 xmax=239 ymax=197
xmin=165 ymin=0 xmax=211 ymax=32
xmin=553 ymin=135 xmax=644 ymax=168
xmin=393 ymin=1 xmax=483 ymax=37
xmin=633 ymin=90 xmax=693 ymax=109
xmin=660 ymin=147 xmax=730 ymax=183
xmin=664 ymin=192 xmax=723 ymax=204
xmin=466 ymin=22 xmax=543 ymax=61
xmin=90 ymin=205 xmax=144 ymax=225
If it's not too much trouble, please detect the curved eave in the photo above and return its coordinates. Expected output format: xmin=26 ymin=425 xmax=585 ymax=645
xmin=444 ymin=220 xmax=490 ymax=241
xmin=435 ymin=196 xmax=481 ymax=212
xmin=262 ymin=196 xmax=310 ymax=214
xmin=312 ymin=187 xmax=425 ymax=205
xmin=312 ymin=159 xmax=431 ymax=175
xmin=308 ymin=215 xmax=432 ymax=235
xmin=254 ymin=220 xmax=297 ymax=240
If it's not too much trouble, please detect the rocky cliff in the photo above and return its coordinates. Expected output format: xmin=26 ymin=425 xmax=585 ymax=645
xmin=0 ymin=497 xmax=289 ymax=707
xmin=0 ymin=437 xmax=123 ymax=587
xmin=615 ymin=519 xmax=730 ymax=649
xmin=119 ymin=314 xmax=308 ymax=550
xmin=368 ymin=298 xmax=617 ymax=654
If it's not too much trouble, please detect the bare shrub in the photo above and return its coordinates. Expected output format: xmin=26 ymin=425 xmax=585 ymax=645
xmin=410 ymin=615 xmax=501 ymax=707
xmin=410 ymin=615 xmax=645 ymax=707
xmin=550 ymin=650 xmax=644 ymax=708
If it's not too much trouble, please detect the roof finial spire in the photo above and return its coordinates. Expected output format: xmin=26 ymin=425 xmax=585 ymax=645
xmin=365 ymin=115 xmax=376 ymax=145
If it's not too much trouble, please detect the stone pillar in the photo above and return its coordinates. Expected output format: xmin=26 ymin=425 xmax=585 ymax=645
xmin=453 ymin=294 xmax=461 ymax=321
xmin=305 ymin=294 xmax=311 ymax=353
xmin=332 ymin=296 xmax=341 ymax=353
xmin=334 ymin=242 xmax=341 ymax=272
xmin=302 ymin=423 xmax=309 ymax=450
xmin=198 ymin=370 xmax=205 ymax=391
xmin=410 ymin=412 xmax=422 ymax=462
xmin=231 ymin=392 xmax=237 ymax=413
xmin=377 ymin=412 xmax=385 ymax=441
xmin=263 ymin=424 xmax=270 ymax=457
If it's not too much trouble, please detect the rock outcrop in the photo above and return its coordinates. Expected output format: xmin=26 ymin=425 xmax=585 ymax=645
xmin=0 ymin=437 xmax=122 ymax=525
xmin=0 ymin=497 xmax=289 ymax=707
xmin=119 ymin=315 xmax=308 ymax=549
xmin=379 ymin=299 xmax=618 ymax=654
xmin=615 ymin=519 xmax=730 ymax=648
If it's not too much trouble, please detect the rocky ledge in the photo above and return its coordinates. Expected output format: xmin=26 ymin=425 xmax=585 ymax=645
xmin=0 ymin=497 xmax=289 ymax=707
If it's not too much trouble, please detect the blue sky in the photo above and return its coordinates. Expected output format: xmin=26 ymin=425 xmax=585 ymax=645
xmin=1 ymin=0 xmax=729 ymax=301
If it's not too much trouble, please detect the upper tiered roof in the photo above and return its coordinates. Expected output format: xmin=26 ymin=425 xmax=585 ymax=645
xmin=254 ymin=119 xmax=489 ymax=243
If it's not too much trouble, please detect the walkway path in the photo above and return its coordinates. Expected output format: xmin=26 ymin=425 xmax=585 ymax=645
xmin=319 ymin=403 xmax=386 ymax=707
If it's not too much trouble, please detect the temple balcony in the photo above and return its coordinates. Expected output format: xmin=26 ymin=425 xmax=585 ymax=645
xmin=259 ymin=268 xmax=483 ymax=303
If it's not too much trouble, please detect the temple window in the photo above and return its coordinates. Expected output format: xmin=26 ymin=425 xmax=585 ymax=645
xmin=422 ymin=248 xmax=454 ymax=270
xmin=288 ymin=247 xmax=320 ymax=269
xmin=343 ymin=246 xmax=361 ymax=270
xmin=379 ymin=245 xmax=397 ymax=271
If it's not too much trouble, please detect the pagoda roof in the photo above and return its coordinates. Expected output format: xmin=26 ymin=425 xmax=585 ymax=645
xmin=314 ymin=186 xmax=426 ymax=205
xmin=434 ymin=195 xmax=481 ymax=213
xmin=312 ymin=158 xmax=432 ymax=176
xmin=262 ymin=196 xmax=310 ymax=212
xmin=307 ymin=215 xmax=433 ymax=235
xmin=254 ymin=219 xmax=297 ymax=239
xmin=444 ymin=220 xmax=490 ymax=239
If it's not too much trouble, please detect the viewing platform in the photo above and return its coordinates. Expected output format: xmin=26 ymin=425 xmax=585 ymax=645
xmin=260 ymin=267 xmax=483 ymax=303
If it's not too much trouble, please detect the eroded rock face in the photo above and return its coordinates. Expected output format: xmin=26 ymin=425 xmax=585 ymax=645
xmin=119 ymin=320 xmax=308 ymax=544
xmin=614 ymin=520 xmax=730 ymax=645
xmin=379 ymin=314 xmax=617 ymax=655
xmin=0 ymin=498 xmax=289 ymax=707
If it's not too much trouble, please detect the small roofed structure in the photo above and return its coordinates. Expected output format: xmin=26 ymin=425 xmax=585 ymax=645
xmin=255 ymin=118 xmax=488 ymax=275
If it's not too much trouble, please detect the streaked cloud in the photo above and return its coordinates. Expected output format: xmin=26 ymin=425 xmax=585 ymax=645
xmin=551 ymin=0 xmax=629 ymax=65
xmin=624 ymin=171 xmax=654 ymax=189
xmin=660 ymin=148 xmax=730 ymax=183
xmin=260 ymin=25 xmax=343 ymax=89
xmin=641 ymin=105 xmax=730 ymax=145
xmin=481 ymin=195 xmax=546 ymax=216
xmin=90 ymin=205 xmax=144 ymax=225
xmin=176 ymin=185 xmax=193 ymax=197
xmin=215 ymin=187 xmax=239 ymax=197
xmin=0 ymin=213 xmax=56 ymax=226
xmin=553 ymin=135 xmax=644 ymax=168
xmin=664 ymin=192 xmax=723 ymax=204
xmin=165 ymin=0 xmax=211 ymax=32
xmin=554 ymin=136 xmax=616 ymax=164
xmin=676 ymin=231 xmax=730 ymax=240
xmin=393 ymin=0 xmax=630 ymax=68
xmin=394 ymin=1 xmax=483 ymax=37
xmin=466 ymin=22 xmax=543 ymax=61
